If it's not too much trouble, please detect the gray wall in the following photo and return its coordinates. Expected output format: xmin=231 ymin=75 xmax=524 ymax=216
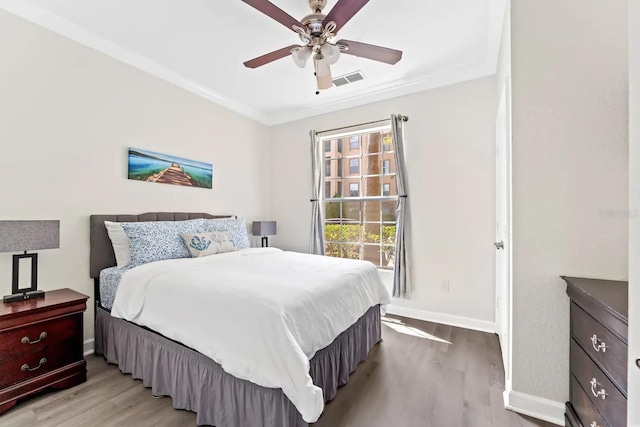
xmin=511 ymin=0 xmax=628 ymax=403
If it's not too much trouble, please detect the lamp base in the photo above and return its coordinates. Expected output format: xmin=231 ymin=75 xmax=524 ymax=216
xmin=3 ymin=290 xmax=45 ymax=303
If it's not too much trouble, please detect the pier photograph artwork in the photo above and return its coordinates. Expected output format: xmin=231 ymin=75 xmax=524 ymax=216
xmin=128 ymin=148 xmax=213 ymax=189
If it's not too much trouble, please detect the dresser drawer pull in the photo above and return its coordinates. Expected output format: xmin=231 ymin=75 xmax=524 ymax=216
xmin=21 ymin=332 xmax=47 ymax=345
xmin=20 ymin=358 xmax=47 ymax=372
xmin=590 ymin=422 xmax=601 ymax=427
xmin=589 ymin=378 xmax=607 ymax=400
xmin=590 ymin=334 xmax=607 ymax=353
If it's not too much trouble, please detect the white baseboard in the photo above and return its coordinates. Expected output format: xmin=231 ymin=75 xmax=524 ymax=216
xmin=384 ymin=305 xmax=497 ymax=333
xmin=83 ymin=338 xmax=95 ymax=356
xmin=504 ymin=389 xmax=564 ymax=426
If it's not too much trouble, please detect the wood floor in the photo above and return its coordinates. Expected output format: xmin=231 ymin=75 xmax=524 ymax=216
xmin=1 ymin=315 xmax=555 ymax=427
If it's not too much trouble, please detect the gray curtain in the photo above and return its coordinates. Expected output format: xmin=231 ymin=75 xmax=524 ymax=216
xmin=391 ymin=114 xmax=409 ymax=298
xmin=309 ymin=130 xmax=325 ymax=255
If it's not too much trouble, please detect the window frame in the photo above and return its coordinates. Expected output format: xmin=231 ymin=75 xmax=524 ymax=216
xmin=349 ymin=182 xmax=359 ymax=197
xmin=383 ymin=159 xmax=391 ymax=175
xmin=320 ymin=124 xmax=398 ymax=269
xmin=349 ymin=158 xmax=359 ymax=175
xmin=349 ymin=136 xmax=359 ymax=150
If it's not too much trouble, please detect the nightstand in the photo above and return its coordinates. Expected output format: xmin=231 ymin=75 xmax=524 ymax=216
xmin=0 ymin=288 xmax=89 ymax=414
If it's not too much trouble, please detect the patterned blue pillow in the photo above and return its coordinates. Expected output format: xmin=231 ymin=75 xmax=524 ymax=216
xmin=120 ymin=219 xmax=205 ymax=265
xmin=200 ymin=218 xmax=250 ymax=250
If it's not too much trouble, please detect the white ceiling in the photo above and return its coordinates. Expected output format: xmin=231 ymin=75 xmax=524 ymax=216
xmin=1 ymin=0 xmax=506 ymax=125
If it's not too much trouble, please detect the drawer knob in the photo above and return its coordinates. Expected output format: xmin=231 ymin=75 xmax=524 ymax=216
xmin=20 ymin=358 xmax=47 ymax=372
xmin=21 ymin=332 xmax=47 ymax=345
xmin=590 ymin=378 xmax=607 ymax=400
xmin=590 ymin=334 xmax=607 ymax=353
xmin=636 ymin=359 xmax=640 ymax=369
xmin=590 ymin=422 xmax=601 ymax=427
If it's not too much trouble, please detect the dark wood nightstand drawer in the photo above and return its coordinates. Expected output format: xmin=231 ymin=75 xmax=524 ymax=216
xmin=570 ymin=375 xmax=608 ymax=427
xmin=0 ymin=315 xmax=80 ymax=362
xmin=571 ymin=340 xmax=626 ymax=427
xmin=571 ymin=303 xmax=627 ymax=394
xmin=0 ymin=338 xmax=80 ymax=389
xmin=0 ymin=289 xmax=88 ymax=414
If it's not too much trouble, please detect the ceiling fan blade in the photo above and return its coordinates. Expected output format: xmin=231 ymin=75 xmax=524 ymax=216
xmin=244 ymin=45 xmax=301 ymax=69
xmin=323 ymin=0 xmax=370 ymax=33
xmin=241 ymin=0 xmax=303 ymax=32
xmin=337 ymin=39 xmax=403 ymax=65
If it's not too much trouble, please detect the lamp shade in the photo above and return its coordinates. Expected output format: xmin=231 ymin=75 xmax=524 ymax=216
xmin=292 ymin=47 xmax=312 ymax=68
xmin=0 ymin=220 xmax=60 ymax=252
xmin=252 ymin=221 xmax=276 ymax=237
xmin=320 ymin=44 xmax=340 ymax=65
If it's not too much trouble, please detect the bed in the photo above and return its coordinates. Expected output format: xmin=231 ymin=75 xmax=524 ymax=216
xmin=90 ymin=212 xmax=389 ymax=427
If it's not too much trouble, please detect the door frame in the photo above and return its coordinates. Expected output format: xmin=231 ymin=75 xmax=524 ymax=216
xmin=628 ymin=1 xmax=639 ymax=424
xmin=495 ymin=77 xmax=513 ymax=395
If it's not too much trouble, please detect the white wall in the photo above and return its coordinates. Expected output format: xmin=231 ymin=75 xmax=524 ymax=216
xmin=628 ymin=2 xmax=640 ymax=425
xmin=270 ymin=76 xmax=498 ymax=324
xmin=496 ymin=0 xmax=511 ymax=96
xmin=0 ymin=10 xmax=272 ymax=342
xmin=511 ymin=0 xmax=628 ymax=406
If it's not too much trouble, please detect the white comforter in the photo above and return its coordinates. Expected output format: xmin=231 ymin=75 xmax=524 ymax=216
xmin=111 ymin=248 xmax=391 ymax=422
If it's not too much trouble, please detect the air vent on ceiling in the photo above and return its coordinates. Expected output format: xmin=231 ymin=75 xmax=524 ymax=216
xmin=332 ymin=71 xmax=365 ymax=87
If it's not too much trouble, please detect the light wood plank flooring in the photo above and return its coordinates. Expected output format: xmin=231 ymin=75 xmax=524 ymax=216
xmin=1 ymin=315 xmax=555 ymax=427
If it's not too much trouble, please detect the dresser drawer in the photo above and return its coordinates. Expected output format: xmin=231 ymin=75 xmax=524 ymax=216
xmin=571 ymin=340 xmax=626 ymax=427
xmin=571 ymin=303 xmax=627 ymax=394
xmin=571 ymin=375 xmax=608 ymax=427
xmin=0 ymin=314 xmax=80 ymax=361
xmin=0 ymin=338 xmax=81 ymax=388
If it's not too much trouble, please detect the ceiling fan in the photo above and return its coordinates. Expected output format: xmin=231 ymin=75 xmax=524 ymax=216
xmin=241 ymin=0 xmax=403 ymax=94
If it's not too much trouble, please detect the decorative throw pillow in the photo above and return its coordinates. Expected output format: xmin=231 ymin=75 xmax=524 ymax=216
xmin=120 ymin=219 xmax=205 ymax=265
xmin=104 ymin=221 xmax=131 ymax=267
xmin=181 ymin=231 xmax=237 ymax=258
xmin=199 ymin=218 xmax=250 ymax=250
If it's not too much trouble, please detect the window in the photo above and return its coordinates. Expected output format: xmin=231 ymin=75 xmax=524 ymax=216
xmin=383 ymin=135 xmax=392 ymax=151
xmin=349 ymin=183 xmax=359 ymax=197
xmin=337 ymin=140 xmax=343 ymax=153
xmin=324 ymin=141 xmax=331 ymax=152
xmin=349 ymin=159 xmax=359 ymax=174
xmin=383 ymin=160 xmax=391 ymax=175
xmin=349 ymin=136 xmax=359 ymax=150
xmin=325 ymin=160 xmax=331 ymax=177
xmin=322 ymin=128 xmax=398 ymax=268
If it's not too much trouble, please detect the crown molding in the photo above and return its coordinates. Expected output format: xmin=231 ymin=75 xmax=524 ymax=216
xmin=1 ymin=0 xmax=505 ymax=127
xmin=0 ymin=1 xmax=271 ymax=125
xmin=267 ymin=61 xmax=497 ymax=125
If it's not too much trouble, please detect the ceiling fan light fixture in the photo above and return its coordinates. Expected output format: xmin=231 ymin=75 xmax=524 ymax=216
xmin=292 ymin=46 xmax=312 ymax=68
xmin=320 ymin=43 xmax=340 ymax=65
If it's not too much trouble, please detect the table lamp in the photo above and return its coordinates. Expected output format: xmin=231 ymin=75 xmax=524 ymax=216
xmin=0 ymin=220 xmax=60 ymax=303
xmin=252 ymin=221 xmax=276 ymax=248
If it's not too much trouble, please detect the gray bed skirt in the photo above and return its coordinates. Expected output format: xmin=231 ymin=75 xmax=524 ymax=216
xmin=95 ymin=305 xmax=382 ymax=427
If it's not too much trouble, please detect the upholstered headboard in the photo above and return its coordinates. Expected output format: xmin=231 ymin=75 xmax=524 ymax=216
xmin=89 ymin=212 xmax=233 ymax=279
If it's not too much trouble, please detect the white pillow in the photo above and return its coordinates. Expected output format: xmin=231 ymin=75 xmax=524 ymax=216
xmin=181 ymin=231 xmax=237 ymax=258
xmin=104 ymin=221 xmax=131 ymax=267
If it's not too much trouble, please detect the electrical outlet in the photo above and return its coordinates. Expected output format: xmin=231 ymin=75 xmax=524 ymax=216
xmin=440 ymin=279 xmax=450 ymax=292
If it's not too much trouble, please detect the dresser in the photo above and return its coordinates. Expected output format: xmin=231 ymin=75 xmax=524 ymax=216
xmin=563 ymin=276 xmax=628 ymax=427
xmin=0 ymin=288 xmax=89 ymax=414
